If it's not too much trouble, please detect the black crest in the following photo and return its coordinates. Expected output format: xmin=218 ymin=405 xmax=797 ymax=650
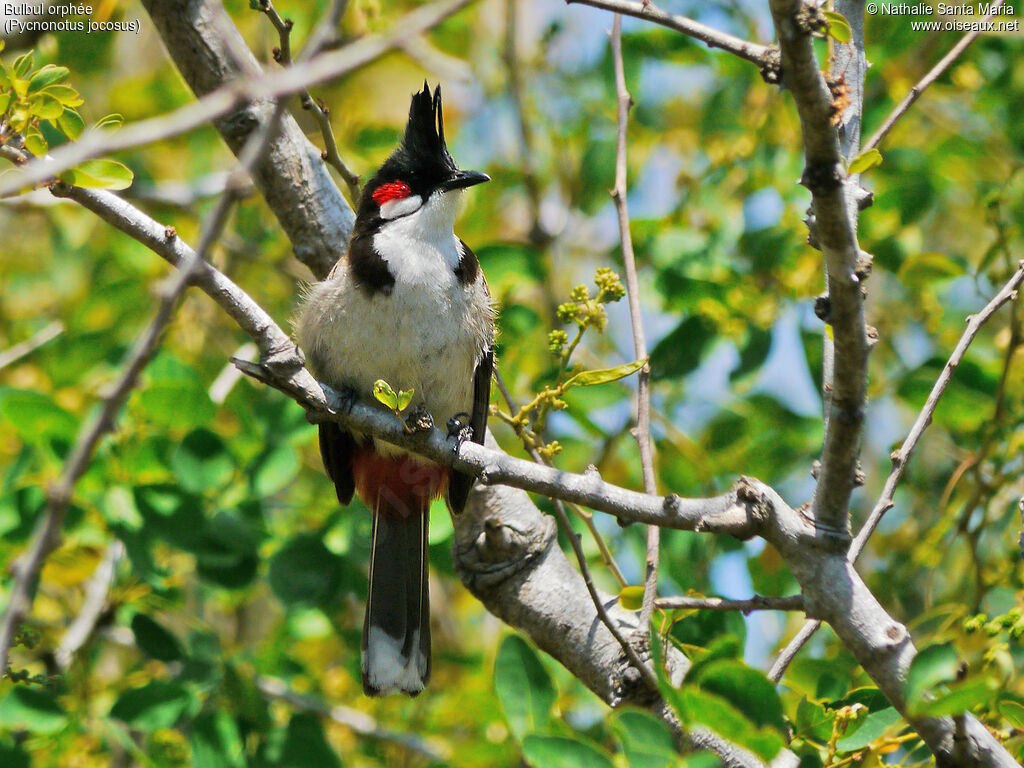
xmin=401 ymin=81 xmax=457 ymax=173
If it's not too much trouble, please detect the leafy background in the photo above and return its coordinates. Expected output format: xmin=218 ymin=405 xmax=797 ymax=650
xmin=1 ymin=0 xmax=1023 ymax=765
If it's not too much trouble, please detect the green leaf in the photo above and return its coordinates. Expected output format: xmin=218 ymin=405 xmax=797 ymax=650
xmin=915 ymin=677 xmax=997 ymax=717
xmin=133 ymin=484 xmax=207 ymax=553
xmin=268 ymin=533 xmax=343 ymax=607
xmin=609 ymin=709 xmax=677 ymax=768
xmin=521 ymin=735 xmax=614 ymax=768
xmin=0 ymin=92 xmax=11 ymax=115
xmin=137 ymin=380 xmax=215 ymax=428
xmin=95 ymin=112 xmax=124 ymax=130
xmin=275 ymin=713 xmax=342 ymax=768
xmin=905 ymin=644 xmax=959 ymax=713
xmin=396 ymin=388 xmax=414 ymax=412
xmin=196 ymin=511 xmax=262 ymax=589
xmin=171 ymin=428 xmax=234 ymax=493
xmin=564 ymin=357 xmax=647 ymax=388
xmin=0 ymin=687 xmax=67 ymax=735
xmin=795 ymin=696 xmax=835 ymax=743
xmin=494 ymin=635 xmax=556 ymax=741
xmin=676 ymin=686 xmax=785 ymax=761
xmin=57 ymin=108 xmax=85 ymax=140
xmin=650 ymin=315 xmax=715 ymax=379
xmin=59 ymin=158 xmax=134 ymax=190
xmin=29 ymin=92 xmax=63 ymax=120
xmin=834 ymin=707 xmax=901 ymax=752
xmin=897 ymin=252 xmax=965 ymax=289
xmin=110 ymin=684 xmax=192 ymax=729
xmin=190 ymin=711 xmax=246 ymax=768
xmin=252 ymin=445 xmax=300 ymax=497
xmin=41 ymin=84 xmax=83 ymax=107
xmin=848 ymin=148 xmax=882 ymax=175
xmin=130 ymin=613 xmax=184 ymax=662
xmin=110 ymin=681 xmax=191 ymax=730
xmin=999 ymin=699 xmax=1024 ymax=728
xmin=27 ymin=65 xmax=68 ymax=93
xmin=730 ymin=326 xmax=772 ymax=382
xmin=12 ymin=52 xmax=33 ymax=79
xmin=0 ymin=389 xmax=77 ymax=443
xmin=696 ymin=659 xmax=786 ymax=731
xmin=0 ymin=741 xmax=29 ymax=768
xmin=823 ymin=10 xmax=852 ymax=43
xmin=618 ymin=585 xmax=645 ymax=611
xmin=372 ymin=379 xmax=399 ymax=410
xmin=23 ymin=128 xmax=47 ymax=156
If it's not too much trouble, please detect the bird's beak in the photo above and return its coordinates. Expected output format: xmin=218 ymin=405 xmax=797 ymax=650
xmin=442 ymin=169 xmax=490 ymax=192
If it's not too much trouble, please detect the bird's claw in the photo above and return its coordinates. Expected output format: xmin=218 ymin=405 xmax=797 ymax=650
xmin=446 ymin=412 xmax=473 ymax=450
xmin=404 ymin=404 xmax=433 ymax=433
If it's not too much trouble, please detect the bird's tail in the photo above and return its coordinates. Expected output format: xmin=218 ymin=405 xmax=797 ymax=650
xmin=354 ymin=452 xmax=445 ymax=696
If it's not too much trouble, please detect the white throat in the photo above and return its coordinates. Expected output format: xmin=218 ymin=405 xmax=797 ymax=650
xmin=372 ymin=190 xmax=463 ymax=282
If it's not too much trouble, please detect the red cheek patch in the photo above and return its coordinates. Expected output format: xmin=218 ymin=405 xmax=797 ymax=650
xmin=372 ymin=181 xmax=412 ymax=205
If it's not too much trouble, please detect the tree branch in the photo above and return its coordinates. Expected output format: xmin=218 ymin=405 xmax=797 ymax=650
xmin=493 ymin=370 xmax=650 ymax=687
xmin=0 ymin=320 xmax=63 ymax=372
xmin=656 ymin=594 xmax=804 ymax=613
xmin=769 ymin=0 xmax=868 ymax=545
xmin=609 ymin=13 xmax=660 ymax=628
xmin=0 ymin=0 xmax=481 ymax=271
xmin=852 ymin=259 xmax=1024 ymax=557
xmin=255 ymin=676 xmax=449 ymax=762
xmin=567 ymin=0 xmax=778 ymax=79
xmin=0 ymin=97 xmax=286 ymax=676
xmin=862 ymin=0 xmax=1006 ymax=152
xmin=54 ymin=541 xmax=124 ymax=671
xmin=256 ymin=0 xmax=362 ymax=202
xmin=0 ymin=216 xmax=202 ymax=673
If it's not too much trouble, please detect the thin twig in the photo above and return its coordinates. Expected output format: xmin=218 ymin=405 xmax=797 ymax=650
xmin=493 ymin=367 xmax=628 ymax=586
xmin=0 ymin=246 xmax=200 ymax=673
xmin=862 ymin=0 xmax=1006 ymax=152
xmin=0 ymin=102 xmax=287 ymax=675
xmin=851 ymin=260 xmax=1024 ymax=557
xmin=656 ymin=594 xmax=804 ymax=613
xmin=255 ymin=676 xmax=449 ymax=761
xmin=0 ymin=0 xmax=478 ymax=198
xmin=257 ymin=0 xmax=362 ymax=201
xmin=769 ymin=260 xmax=1024 ymax=682
xmin=503 ymin=0 xmax=544 ymax=242
xmin=567 ymin=0 xmax=774 ymax=71
xmin=0 ymin=321 xmax=63 ymax=372
xmin=609 ymin=14 xmax=660 ymax=629
xmin=54 ymin=541 xmax=125 ymax=670
xmin=768 ymin=619 xmax=821 ymax=682
xmin=495 ymin=366 xmax=656 ymax=689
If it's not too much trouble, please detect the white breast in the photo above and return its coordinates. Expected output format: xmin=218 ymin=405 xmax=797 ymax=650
xmin=296 ymin=192 xmax=493 ymax=457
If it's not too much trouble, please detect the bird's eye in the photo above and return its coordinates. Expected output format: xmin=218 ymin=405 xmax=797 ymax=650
xmin=372 ymin=181 xmax=412 ymax=205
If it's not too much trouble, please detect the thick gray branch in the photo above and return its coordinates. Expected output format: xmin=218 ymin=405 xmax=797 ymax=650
xmin=141 ymin=0 xmax=353 ymax=279
xmin=769 ymin=0 xmax=867 ymax=543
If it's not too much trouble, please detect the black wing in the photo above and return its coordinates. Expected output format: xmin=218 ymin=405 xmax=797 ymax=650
xmin=447 ymin=347 xmax=493 ymax=514
xmin=319 ymin=421 xmax=356 ymax=505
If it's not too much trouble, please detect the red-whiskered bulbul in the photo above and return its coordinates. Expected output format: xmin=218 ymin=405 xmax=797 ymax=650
xmin=296 ymin=83 xmax=494 ymax=696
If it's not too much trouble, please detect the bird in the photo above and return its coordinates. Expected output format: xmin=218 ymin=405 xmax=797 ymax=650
xmin=296 ymin=82 xmax=494 ymax=696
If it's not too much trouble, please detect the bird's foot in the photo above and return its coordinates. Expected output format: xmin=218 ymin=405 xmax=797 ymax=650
xmin=446 ymin=412 xmax=473 ymax=451
xmin=404 ymin=404 xmax=434 ymax=433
